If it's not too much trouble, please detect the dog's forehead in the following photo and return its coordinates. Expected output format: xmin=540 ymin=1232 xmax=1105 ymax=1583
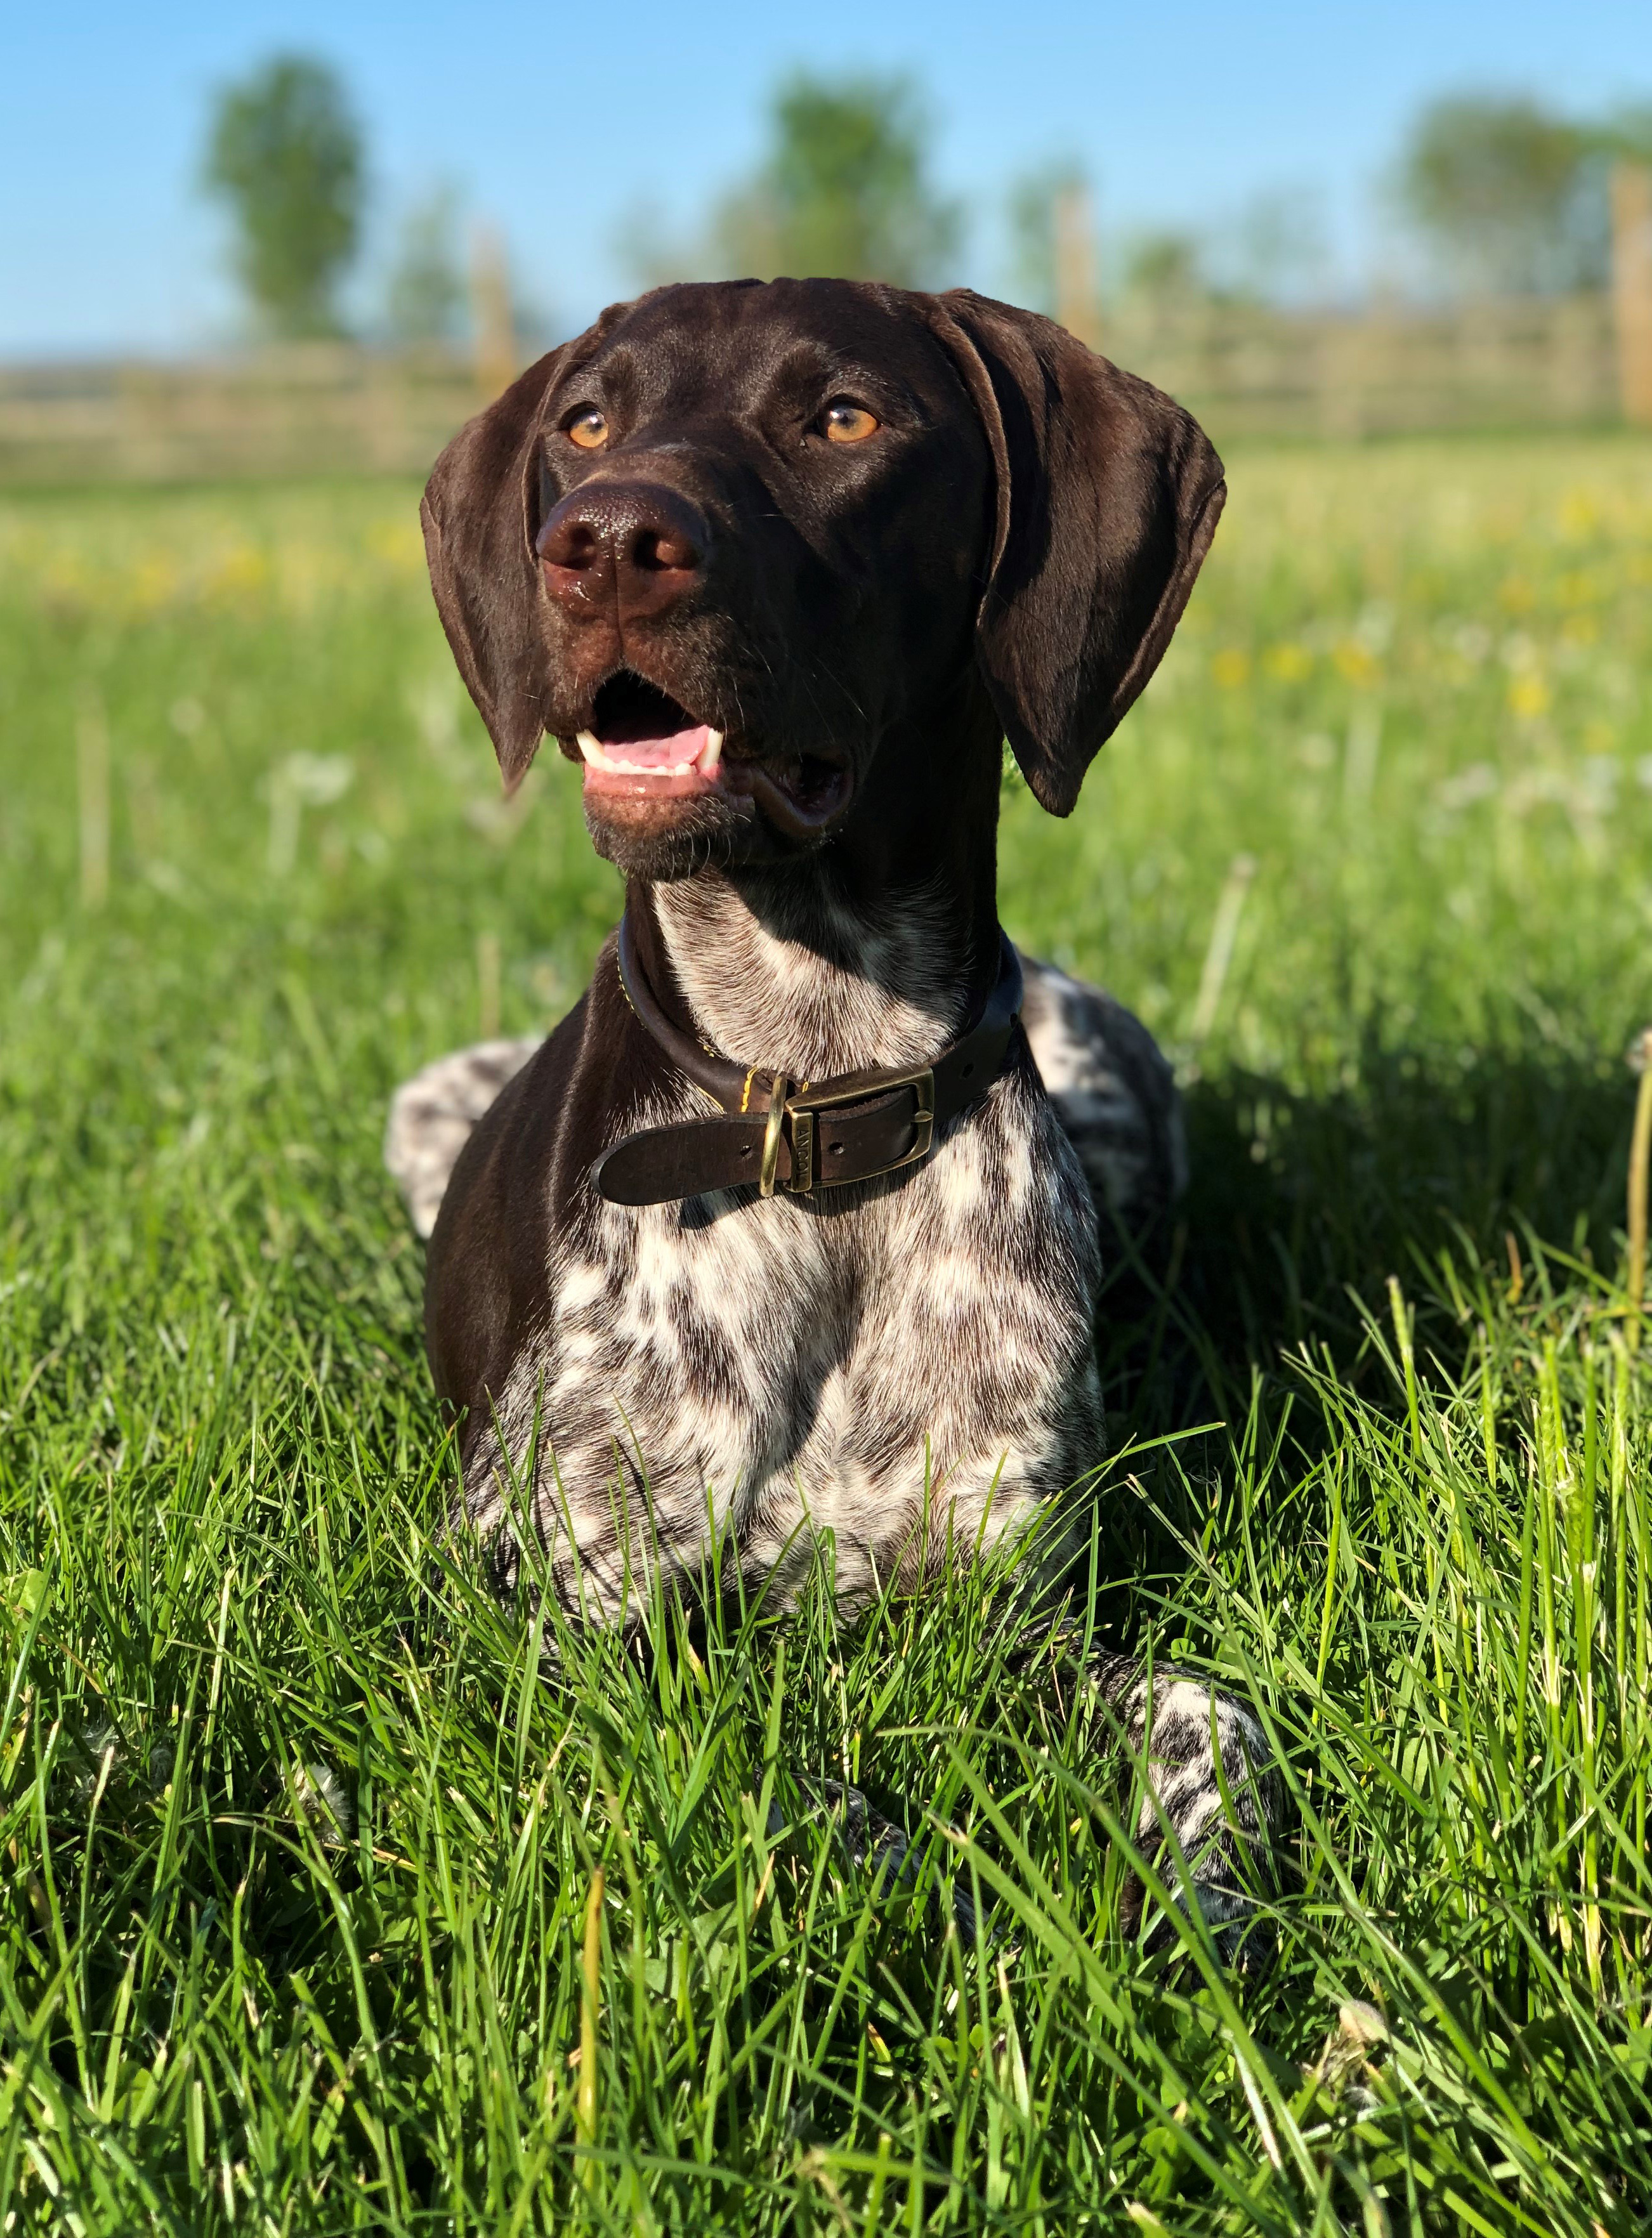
xmin=563 ymin=279 xmax=956 ymax=406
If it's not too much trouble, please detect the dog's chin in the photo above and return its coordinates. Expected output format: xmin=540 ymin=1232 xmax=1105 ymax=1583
xmin=583 ymin=787 xmax=756 ymax=879
xmin=575 ymin=756 xmax=855 ymax=879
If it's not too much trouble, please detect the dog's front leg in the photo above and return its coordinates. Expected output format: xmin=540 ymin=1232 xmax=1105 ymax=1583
xmin=1019 ymin=1637 xmax=1283 ymax=1968
xmin=1098 ymin=1651 xmax=1282 ymax=1967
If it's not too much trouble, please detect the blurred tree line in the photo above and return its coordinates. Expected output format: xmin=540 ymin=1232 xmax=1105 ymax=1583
xmin=202 ymin=55 xmax=1652 ymax=346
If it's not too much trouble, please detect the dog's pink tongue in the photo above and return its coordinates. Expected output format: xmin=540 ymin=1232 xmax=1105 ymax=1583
xmin=598 ymin=723 xmax=712 ymax=768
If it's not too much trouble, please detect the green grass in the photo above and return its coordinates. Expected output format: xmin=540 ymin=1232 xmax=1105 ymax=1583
xmin=3 ymin=435 xmax=1652 ymax=2233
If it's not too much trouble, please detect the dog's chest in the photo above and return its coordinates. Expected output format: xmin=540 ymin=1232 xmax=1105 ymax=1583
xmin=478 ymin=1063 xmax=1103 ymax=1612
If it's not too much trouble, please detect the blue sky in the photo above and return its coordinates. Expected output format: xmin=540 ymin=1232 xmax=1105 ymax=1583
xmin=4 ymin=0 xmax=1650 ymax=357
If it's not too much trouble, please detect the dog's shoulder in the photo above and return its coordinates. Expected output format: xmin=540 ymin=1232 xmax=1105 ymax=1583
xmin=421 ymin=938 xmax=653 ymax=1418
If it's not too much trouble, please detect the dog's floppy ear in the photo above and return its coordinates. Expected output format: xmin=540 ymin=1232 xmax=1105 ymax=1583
xmin=924 ymin=289 xmax=1226 ymax=816
xmin=420 ymin=346 xmax=572 ymax=790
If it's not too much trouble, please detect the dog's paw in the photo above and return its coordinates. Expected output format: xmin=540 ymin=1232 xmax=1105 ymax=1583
xmin=1118 ymin=1846 xmax=1278 ymax=1975
xmin=1168 ymin=1864 xmax=1278 ymax=1975
xmin=1186 ymin=1875 xmax=1277 ymax=1974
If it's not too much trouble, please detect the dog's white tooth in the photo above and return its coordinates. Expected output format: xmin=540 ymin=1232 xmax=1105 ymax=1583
xmin=700 ymin=730 xmax=723 ymax=774
xmin=577 ymin=733 xmax=702 ymax=778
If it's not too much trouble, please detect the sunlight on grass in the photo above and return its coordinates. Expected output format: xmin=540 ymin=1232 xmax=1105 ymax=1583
xmin=2 ymin=438 xmax=1651 ymax=2229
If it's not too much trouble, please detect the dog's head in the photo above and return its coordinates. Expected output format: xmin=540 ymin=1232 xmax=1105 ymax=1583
xmin=422 ymin=278 xmax=1224 ymax=879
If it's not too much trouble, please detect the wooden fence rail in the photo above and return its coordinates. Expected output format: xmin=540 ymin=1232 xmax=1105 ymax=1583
xmin=1109 ymin=292 xmax=1620 ymax=440
xmin=0 ymin=345 xmax=483 ymax=486
xmin=0 ymin=291 xmax=1640 ymax=490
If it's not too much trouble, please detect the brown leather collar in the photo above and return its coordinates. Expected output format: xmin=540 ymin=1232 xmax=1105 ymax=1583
xmin=593 ymin=910 xmax=1024 ymax=1207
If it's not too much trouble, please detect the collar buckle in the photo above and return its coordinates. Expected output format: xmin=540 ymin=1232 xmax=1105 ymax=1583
xmin=777 ymin=1065 xmax=936 ymax=1196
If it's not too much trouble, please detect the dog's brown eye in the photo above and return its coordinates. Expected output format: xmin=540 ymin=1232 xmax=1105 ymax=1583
xmin=822 ymin=402 xmax=879 ymax=445
xmin=567 ymin=410 xmax=608 ymax=450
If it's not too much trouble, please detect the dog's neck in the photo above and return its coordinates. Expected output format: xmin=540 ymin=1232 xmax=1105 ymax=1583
xmin=634 ymin=688 xmax=1005 ymax=1080
xmin=645 ymin=866 xmax=967 ymax=1078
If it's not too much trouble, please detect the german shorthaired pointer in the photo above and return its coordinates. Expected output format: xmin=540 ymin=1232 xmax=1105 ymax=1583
xmin=388 ymin=279 xmax=1276 ymax=1954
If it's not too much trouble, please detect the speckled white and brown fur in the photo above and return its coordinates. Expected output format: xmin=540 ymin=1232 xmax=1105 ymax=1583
xmin=390 ymin=880 xmax=1280 ymax=1958
xmin=455 ymin=871 xmax=1105 ymax=1624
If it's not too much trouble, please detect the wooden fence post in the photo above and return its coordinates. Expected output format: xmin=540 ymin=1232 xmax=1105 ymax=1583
xmin=1054 ymin=184 xmax=1101 ymax=350
xmin=470 ymin=225 xmax=518 ymax=402
xmin=1611 ymin=162 xmax=1652 ymax=428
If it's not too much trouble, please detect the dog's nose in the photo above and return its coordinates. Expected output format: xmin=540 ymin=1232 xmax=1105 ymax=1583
xmin=537 ymin=482 xmax=707 ymax=619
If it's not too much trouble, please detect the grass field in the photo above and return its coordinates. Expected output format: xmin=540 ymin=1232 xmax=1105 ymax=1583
xmin=3 ymin=434 xmax=1652 ymax=2233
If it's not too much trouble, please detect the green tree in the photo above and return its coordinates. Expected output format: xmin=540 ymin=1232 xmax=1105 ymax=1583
xmin=711 ymin=72 xmax=961 ymax=287
xmin=204 ymin=55 xmax=365 ymax=338
xmin=1120 ymin=230 xmax=1205 ymax=304
xmin=1221 ymin=188 xmax=1330 ymax=305
xmin=1398 ymin=95 xmax=1604 ymax=295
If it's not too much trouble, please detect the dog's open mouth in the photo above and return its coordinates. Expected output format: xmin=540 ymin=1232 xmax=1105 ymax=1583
xmin=577 ymin=674 xmax=723 ymax=799
xmin=574 ymin=672 xmax=852 ymax=836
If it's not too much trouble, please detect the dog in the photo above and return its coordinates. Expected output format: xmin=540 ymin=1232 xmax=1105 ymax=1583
xmin=390 ymin=278 xmax=1276 ymax=1953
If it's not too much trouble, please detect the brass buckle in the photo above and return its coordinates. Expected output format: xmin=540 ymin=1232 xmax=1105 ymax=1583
xmin=781 ymin=1065 xmax=935 ymax=1194
xmin=757 ymin=1070 xmax=789 ymax=1198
